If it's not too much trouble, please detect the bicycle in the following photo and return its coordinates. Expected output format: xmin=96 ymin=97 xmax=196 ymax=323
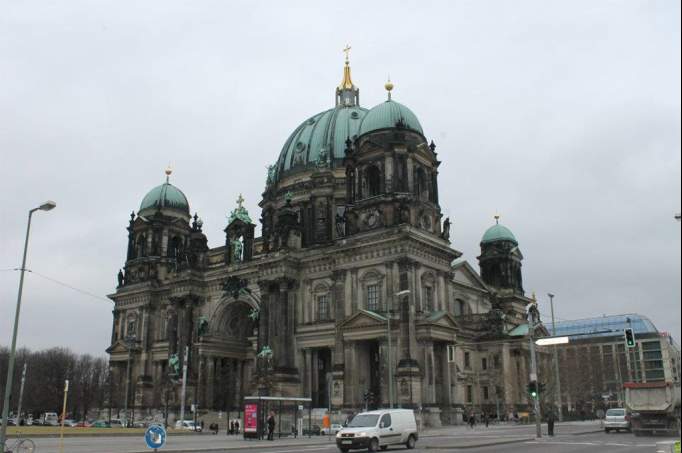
xmin=3 ymin=438 xmax=35 ymax=453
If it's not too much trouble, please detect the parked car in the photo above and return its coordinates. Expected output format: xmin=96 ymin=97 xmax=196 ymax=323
xmin=303 ymin=424 xmax=321 ymax=436
xmin=109 ymin=418 xmax=125 ymax=428
xmin=41 ymin=412 xmax=60 ymax=426
xmin=604 ymin=408 xmax=630 ymax=433
xmin=91 ymin=420 xmax=112 ymax=428
xmin=175 ymin=420 xmax=202 ymax=432
xmin=75 ymin=420 xmax=92 ymax=428
xmin=62 ymin=419 xmax=78 ymax=427
xmin=321 ymin=424 xmax=343 ymax=435
xmin=335 ymin=409 xmax=418 ymax=452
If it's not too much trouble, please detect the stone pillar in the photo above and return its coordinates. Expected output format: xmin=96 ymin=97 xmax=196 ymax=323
xmin=257 ymin=281 xmax=270 ymax=353
xmin=332 ymin=269 xmax=346 ymax=408
xmin=406 ymin=156 xmax=414 ymax=193
xmin=206 ymin=356 xmax=215 ymax=409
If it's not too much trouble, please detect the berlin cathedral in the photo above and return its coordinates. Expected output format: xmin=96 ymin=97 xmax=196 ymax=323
xmin=107 ymin=53 xmax=545 ymax=426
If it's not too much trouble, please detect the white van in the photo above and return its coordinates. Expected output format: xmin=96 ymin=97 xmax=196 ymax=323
xmin=336 ymin=409 xmax=418 ymax=452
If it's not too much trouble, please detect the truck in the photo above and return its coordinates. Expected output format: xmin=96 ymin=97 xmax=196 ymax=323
xmin=624 ymin=381 xmax=681 ymax=436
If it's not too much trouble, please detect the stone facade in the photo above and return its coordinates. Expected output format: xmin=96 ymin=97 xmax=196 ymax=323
xmin=107 ymin=61 xmax=548 ymax=426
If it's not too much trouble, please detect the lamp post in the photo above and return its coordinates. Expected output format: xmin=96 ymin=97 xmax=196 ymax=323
xmin=547 ymin=293 xmax=563 ymax=422
xmin=123 ymin=335 xmax=136 ymax=427
xmin=527 ymin=301 xmax=542 ymax=438
xmin=0 ymin=200 xmax=56 ymax=448
xmin=388 ymin=290 xmax=410 ymax=409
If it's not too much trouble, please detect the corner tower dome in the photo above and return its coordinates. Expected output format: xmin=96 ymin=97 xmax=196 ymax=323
xmin=269 ymin=49 xmax=368 ymax=185
xmin=138 ymin=168 xmax=190 ymax=217
xmin=481 ymin=216 xmax=518 ymax=245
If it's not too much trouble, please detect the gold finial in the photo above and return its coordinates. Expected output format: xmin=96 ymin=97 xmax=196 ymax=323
xmin=343 ymin=44 xmax=351 ymax=63
xmin=339 ymin=45 xmax=354 ymax=90
xmin=385 ymin=75 xmax=394 ymax=100
xmin=236 ymin=193 xmax=245 ymax=209
xmin=165 ymin=164 xmax=173 ymax=182
xmin=494 ymin=214 xmax=500 ymax=224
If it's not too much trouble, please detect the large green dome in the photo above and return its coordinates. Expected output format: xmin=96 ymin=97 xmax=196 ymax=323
xmin=481 ymin=223 xmax=518 ymax=245
xmin=273 ymin=105 xmax=368 ymax=182
xmin=359 ymin=100 xmax=423 ymax=137
xmin=139 ymin=182 xmax=190 ymax=215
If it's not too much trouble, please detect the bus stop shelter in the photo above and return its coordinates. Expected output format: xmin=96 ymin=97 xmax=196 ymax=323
xmin=243 ymin=396 xmax=313 ymax=440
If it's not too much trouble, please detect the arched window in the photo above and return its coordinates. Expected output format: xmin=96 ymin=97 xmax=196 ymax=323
xmin=367 ymin=165 xmax=381 ymax=197
xmin=136 ymin=234 xmax=146 ymax=258
xmin=168 ymin=236 xmax=183 ymax=259
xmin=455 ymin=299 xmax=468 ymax=316
xmin=415 ymin=168 xmax=428 ymax=201
xmin=317 ymin=294 xmax=330 ymax=321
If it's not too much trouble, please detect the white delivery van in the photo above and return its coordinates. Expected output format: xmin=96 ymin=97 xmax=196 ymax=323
xmin=336 ymin=409 xmax=418 ymax=452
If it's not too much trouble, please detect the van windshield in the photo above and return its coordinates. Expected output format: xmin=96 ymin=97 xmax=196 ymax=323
xmin=606 ymin=409 xmax=625 ymax=416
xmin=347 ymin=414 xmax=379 ymax=428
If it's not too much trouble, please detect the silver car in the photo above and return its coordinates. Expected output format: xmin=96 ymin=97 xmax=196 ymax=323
xmin=604 ymin=408 xmax=630 ymax=433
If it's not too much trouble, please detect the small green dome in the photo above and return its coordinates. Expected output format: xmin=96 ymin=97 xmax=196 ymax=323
xmin=274 ymin=105 xmax=368 ymax=183
xmin=358 ymin=100 xmax=423 ymax=137
xmin=139 ymin=182 xmax=190 ymax=215
xmin=481 ymin=223 xmax=518 ymax=245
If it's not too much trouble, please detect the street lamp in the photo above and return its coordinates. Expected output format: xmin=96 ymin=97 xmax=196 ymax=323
xmin=123 ymin=335 xmax=136 ymax=427
xmin=0 ymin=201 xmax=56 ymax=447
xmin=387 ymin=290 xmax=410 ymax=408
xmin=547 ymin=293 xmax=563 ymax=422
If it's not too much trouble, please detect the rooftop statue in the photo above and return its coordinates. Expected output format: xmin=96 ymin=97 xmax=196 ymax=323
xmin=228 ymin=193 xmax=252 ymax=224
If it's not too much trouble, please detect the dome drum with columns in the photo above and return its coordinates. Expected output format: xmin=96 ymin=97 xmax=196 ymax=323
xmin=108 ymin=51 xmax=544 ymax=428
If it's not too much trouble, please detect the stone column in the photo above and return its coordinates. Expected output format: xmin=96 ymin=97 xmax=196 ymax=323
xmin=406 ymin=156 xmax=414 ymax=193
xmin=257 ymin=281 xmax=271 ymax=353
xmin=206 ymin=356 xmax=215 ymax=409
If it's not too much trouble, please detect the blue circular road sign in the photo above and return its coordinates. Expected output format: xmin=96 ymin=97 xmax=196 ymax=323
xmin=144 ymin=424 xmax=167 ymax=449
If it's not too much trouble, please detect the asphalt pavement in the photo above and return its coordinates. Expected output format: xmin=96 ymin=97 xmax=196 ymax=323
xmin=23 ymin=421 xmax=678 ymax=453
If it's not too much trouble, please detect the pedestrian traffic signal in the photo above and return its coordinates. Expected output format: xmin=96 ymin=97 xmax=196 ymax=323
xmin=527 ymin=381 xmax=538 ymax=399
xmin=624 ymin=328 xmax=636 ymax=348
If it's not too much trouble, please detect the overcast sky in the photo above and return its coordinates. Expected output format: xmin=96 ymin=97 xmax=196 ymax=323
xmin=1 ymin=1 xmax=680 ymax=356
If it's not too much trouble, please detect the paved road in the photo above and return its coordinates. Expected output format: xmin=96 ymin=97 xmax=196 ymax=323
xmin=23 ymin=422 xmax=678 ymax=452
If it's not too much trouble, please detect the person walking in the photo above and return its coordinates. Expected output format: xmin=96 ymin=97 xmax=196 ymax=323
xmin=267 ymin=412 xmax=276 ymax=441
xmin=468 ymin=412 xmax=476 ymax=429
xmin=234 ymin=419 xmax=240 ymax=435
xmin=483 ymin=412 xmax=489 ymax=428
xmin=547 ymin=410 xmax=555 ymax=437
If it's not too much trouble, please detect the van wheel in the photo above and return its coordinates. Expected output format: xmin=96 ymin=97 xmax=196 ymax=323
xmin=339 ymin=449 xmax=349 ymax=453
xmin=380 ymin=446 xmax=388 ymax=451
xmin=406 ymin=434 xmax=416 ymax=449
xmin=368 ymin=438 xmax=380 ymax=452
xmin=604 ymin=428 xmax=610 ymax=433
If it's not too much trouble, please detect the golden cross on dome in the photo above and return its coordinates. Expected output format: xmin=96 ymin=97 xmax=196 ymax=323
xmin=343 ymin=44 xmax=351 ymax=63
xmin=494 ymin=214 xmax=500 ymax=224
xmin=236 ymin=193 xmax=245 ymax=209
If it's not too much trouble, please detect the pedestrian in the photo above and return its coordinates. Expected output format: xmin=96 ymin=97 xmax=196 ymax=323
xmin=547 ymin=410 xmax=555 ymax=437
xmin=229 ymin=420 xmax=234 ymax=435
xmin=484 ymin=412 xmax=489 ymax=428
xmin=200 ymin=420 xmax=205 ymax=432
xmin=267 ymin=411 xmax=276 ymax=441
xmin=234 ymin=419 xmax=240 ymax=435
xmin=468 ymin=412 xmax=476 ymax=429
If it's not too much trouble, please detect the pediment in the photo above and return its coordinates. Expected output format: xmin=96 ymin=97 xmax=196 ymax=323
xmin=105 ymin=340 xmax=129 ymax=354
xmin=340 ymin=309 xmax=387 ymax=330
xmin=451 ymin=260 xmax=488 ymax=291
xmin=423 ymin=311 xmax=459 ymax=329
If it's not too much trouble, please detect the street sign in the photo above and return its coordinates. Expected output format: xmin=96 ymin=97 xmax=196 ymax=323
xmin=144 ymin=424 xmax=167 ymax=450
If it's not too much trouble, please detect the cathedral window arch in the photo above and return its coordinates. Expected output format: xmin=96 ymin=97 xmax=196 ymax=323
xmin=421 ymin=272 xmax=437 ymax=313
xmin=168 ymin=236 xmax=183 ymax=259
xmin=415 ymin=167 xmax=429 ymax=201
xmin=135 ymin=234 xmax=147 ymax=258
xmin=455 ymin=298 xmax=469 ymax=316
xmin=360 ymin=269 xmax=385 ymax=312
xmin=313 ymin=282 xmax=332 ymax=322
xmin=366 ymin=165 xmax=381 ymax=198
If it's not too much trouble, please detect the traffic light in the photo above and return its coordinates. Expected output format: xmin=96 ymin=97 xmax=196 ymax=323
xmin=527 ymin=381 xmax=538 ymax=399
xmin=538 ymin=382 xmax=546 ymax=394
xmin=624 ymin=328 xmax=636 ymax=348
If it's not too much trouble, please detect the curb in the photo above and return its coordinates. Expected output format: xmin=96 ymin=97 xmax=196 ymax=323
xmin=424 ymin=437 xmax=534 ymax=450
